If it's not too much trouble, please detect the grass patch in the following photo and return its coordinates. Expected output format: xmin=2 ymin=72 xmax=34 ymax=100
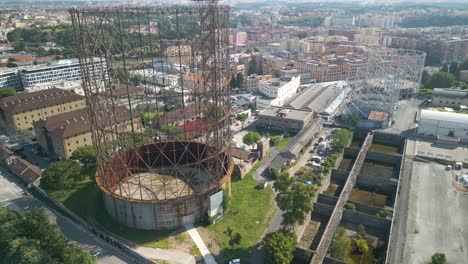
xmin=271 ymin=136 xmax=293 ymax=150
xmin=190 ymin=246 xmax=202 ymax=256
xmin=44 ymin=179 xmax=172 ymax=249
xmin=370 ymin=143 xmax=400 ymax=154
xmin=207 ymin=161 xmax=276 ymax=262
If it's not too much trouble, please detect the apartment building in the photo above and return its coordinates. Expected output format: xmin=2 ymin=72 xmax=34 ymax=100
xmin=34 ymin=106 xmax=141 ymax=159
xmin=19 ymin=58 xmax=107 ymax=88
xmin=0 ymin=68 xmax=22 ymax=91
xmin=0 ymin=88 xmax=86 ymax=133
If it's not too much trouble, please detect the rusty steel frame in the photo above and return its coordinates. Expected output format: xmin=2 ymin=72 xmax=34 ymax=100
xmin=70 ymin=2 xmax=232 ymax=202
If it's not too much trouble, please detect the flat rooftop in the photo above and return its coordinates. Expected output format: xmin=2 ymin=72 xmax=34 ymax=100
xmin=258 ymin=106 xmax=313 ymax=121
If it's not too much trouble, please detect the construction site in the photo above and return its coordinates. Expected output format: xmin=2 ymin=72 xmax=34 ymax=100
xmin=70 ymin=2 xmax=233 ymax=230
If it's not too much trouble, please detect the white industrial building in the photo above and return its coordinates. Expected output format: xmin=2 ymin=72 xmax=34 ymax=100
xmin=418 ymin=110 xmax=468 ymax=141
xmin=256 ymin=76 xmax=300 ymax=110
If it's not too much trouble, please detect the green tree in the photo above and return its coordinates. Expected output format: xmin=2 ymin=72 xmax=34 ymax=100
xmin=41 ymin=160 xmax=82 ymax=194
xmin=247 ymin=102 xmax=256 ymax=111
xmin=331 ymin=129 xmax=352 ymax=153
xmin=5 ymin=237 xmax=54 ymax=264
xmin=263 ymin=230 xmax=296 ymax=264
xmin=242 ymin=131 xmax=261 ymax=145
xmin=428 ymin=72 xmax=454 ymax=88
xmin=342 ymin=115 xmax=358 ymax=130
xmin=356 ymin=239 xmax=369 ymax=254
xmin=441 ymin=65 xmax=449 ymax=72
xmin=357 ymin=224 xmax=367 ymax=238
xmin=71 ymin=146 xmax=96 ymax=168
xmin=344 ymin=202 xmax=356 ymax=211
xmin=330 ymin=227 xmax=352 ymax=261
xmin=268 ymin=168 xmax=279 ymax=179
xmin=431 ymin=253 xmax=446 ymax=264
xmin=421 ymin=70 xmax=430 ymax=86
xmin=229 ymin=74 xmax=238 ymax=88
xmin=449 ymin=62 xmax=460 ymax=80
xmin=237 ymin=113 xmax=248 ymax=128
xmin=160 ymin=125 xmax=185 ymax=140
xmin=274 ymin=172 xmax=315 ymax=227
xmin=0 ymin=88 xmax=17 ymax=98
xmin=461 ymin=58 xmax=468 ymax=71
xmin=236 ymin=73 xmax=244 ymax=88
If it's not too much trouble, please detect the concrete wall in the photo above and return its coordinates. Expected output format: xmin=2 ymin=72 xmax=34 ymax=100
xmin=344 ymin=148 xmax=401 ymax=166
xmin=317 ymin=194 xmax=338 ymax=206
xmin=314 ymin=202 xmax=334 ymax=217
xmin=342 ymin=209 xmax=391 ymax=231
xmin=348 ymin=200 xmax=385 ymax=216
xmin=332 ymin=170 xmax=398 ymax=195
xmin=323 ymin=257 xmax=346 ymax=264
xmin=102 ymin=190 xmax=214 ymax=230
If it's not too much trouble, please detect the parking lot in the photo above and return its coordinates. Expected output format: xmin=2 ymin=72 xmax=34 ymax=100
xmin=403 ymin=161 xmax=468 ymax=264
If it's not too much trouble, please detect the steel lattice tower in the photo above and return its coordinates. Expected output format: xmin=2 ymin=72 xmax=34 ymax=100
xmin=69 ymin=1 xmax=233 ymax=230
xmin=345 ymin=48 xmax=426 ymax=118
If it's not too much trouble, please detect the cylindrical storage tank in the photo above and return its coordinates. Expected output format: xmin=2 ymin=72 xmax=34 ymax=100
xmin=70 ymin=3 xmax=233 ymax=230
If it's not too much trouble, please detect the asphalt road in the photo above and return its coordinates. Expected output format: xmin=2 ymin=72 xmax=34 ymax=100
xmin=0 ymin=165 xmax=133 ymax=264
xmin=383 ymin=97 xmax=423 ymax=135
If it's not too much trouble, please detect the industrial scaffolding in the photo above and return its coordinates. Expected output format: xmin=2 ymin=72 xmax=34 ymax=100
xmin=69 ymin=0 xmax=232 ymax=211
xmin=345 ymin=48 xmax=426 ymax=118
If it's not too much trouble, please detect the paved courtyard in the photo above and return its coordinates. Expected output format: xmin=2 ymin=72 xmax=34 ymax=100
xmin=407 ymin=139 xmax=468 ymax=162
xmin=403 ymin=161 xmax=468 ymax=264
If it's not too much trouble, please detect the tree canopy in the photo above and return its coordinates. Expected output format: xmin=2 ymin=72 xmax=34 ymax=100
xmin=71 ymin=146 xmax=96 ymax=167
xmin=274 ymin=172 xmax=315 ymax=227
xmin=330 ymin=227 xmax=353 ymax=263
xmin=331 ymin=129 xmax=352 ymax=153
xmin=242 ymin=131 xmax=261 ymax=145
xmin=41 ymin=160 xmax=82 ymax=193
xmin=431 ymin=253 xmax=446 ymax=264
xmin=237 ymin=113 xmax=249 ymax=128
xmin=427 ymin=72 xmax=454 ymax=88
xmin=263 ymin=230 xmax=296 ymax=264
xmin=0 ymin=88 xmax=17 ymax=98
xmin=0 ymin=207 xmax=95 ymax=264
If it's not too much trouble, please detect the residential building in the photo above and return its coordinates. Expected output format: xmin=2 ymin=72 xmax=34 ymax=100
xmin=19 ymin=58 xmax=107 ymax=88
xmin=242 ymin=75 xmax=259 ymax=92
xmin=0 ymin=68 xmax=22 ymax=91
xmin=418 ymin=109 xmax=468 ymax=141
xmin=432 ymin=88 xmax=468 ymax=108
xmin=0 ymin=88 xmax=86 ymax=133
xmin=34 ymin=106 xmax=140 ymax=159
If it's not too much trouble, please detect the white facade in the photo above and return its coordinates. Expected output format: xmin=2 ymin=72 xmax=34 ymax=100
xmin=418 ymin=110 xmax=468 ymax=141
xmin=19 ymin=58 xmax=107 ymax=88
xmin=0 ymin=69 xmax=22 ymax=90
xmin=258 ymin=76 xmax=300 ymax=109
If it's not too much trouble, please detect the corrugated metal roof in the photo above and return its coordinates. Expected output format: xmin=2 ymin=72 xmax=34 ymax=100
xmin=420 ymin=109 xmax=468 ymax=124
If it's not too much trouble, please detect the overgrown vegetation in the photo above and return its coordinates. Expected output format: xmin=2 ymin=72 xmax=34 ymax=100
xmin=274 ymin=171 xmax=315 ymax=228
xmin=263 ymin=230 xmax=297 ymax=264
xmin=207 ymin=160 xmax=276 ymax=262
xmin=0 ymin=207 xmax=95 ymax=264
